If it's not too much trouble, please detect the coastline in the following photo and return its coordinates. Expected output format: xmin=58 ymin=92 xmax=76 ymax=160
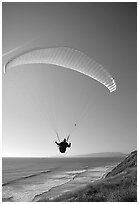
xmin=3 ymin=152 xmax=136 ymax=202
xmin=32 ymin=164 xmax=117 ymax=202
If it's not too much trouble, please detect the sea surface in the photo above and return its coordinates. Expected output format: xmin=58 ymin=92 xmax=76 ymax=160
xmin=2 ymin=157 xmax=123 ymax=202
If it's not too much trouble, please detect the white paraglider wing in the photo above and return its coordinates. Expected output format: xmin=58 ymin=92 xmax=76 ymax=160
xmin=4 ymin=47 xmax=116 ymax=92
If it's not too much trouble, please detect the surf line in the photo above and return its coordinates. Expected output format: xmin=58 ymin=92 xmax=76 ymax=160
xmin=32 ymin=168 xmax=89 ymax=201
xmin=32 ymin=175 xmax=77 ymax=202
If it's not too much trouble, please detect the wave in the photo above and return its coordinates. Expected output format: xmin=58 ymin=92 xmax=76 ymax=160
xmin=66 ymin=169 xmax=87 ymax=175
xmin=2 ymin=170 xmax=51 ymax=187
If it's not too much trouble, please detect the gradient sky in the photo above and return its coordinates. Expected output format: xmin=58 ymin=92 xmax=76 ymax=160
xmin=2 ymin=2 xmax=137 ymax=157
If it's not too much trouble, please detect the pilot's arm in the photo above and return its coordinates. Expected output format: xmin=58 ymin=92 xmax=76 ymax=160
xmin=55 ymin=141 xmax=60 ymax=146
xmin=67 ymin=143 xmax=71 ymax=148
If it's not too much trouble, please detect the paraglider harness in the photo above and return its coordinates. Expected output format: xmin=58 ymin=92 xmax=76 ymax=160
xmin=55 ymin=138 xmax=71 ymax=153
xmin=55 ymin=124 xmax=76 ymax=153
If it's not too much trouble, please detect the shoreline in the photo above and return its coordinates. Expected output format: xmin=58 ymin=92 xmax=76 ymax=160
xmin=32 ymin=164 xmax=117 ymax=202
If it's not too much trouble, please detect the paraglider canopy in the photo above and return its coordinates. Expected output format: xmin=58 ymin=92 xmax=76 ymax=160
xmin=4 ymin=47 xmax=116 ymax=93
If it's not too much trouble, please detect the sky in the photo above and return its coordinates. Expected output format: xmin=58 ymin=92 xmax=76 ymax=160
xmin=2 ymin=2 xmax=137 ymax=157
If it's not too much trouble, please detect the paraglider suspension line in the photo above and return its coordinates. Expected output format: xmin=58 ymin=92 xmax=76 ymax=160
xmin=56 ymin=131 xmax=60 ymax=142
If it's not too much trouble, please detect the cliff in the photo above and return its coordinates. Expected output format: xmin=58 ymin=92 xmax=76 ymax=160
xmin=106 ymin=150 xmax=137 ymax=177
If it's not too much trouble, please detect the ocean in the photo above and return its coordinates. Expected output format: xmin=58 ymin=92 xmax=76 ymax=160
xmin=2 ymin=157 xmax=123 ymax=202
